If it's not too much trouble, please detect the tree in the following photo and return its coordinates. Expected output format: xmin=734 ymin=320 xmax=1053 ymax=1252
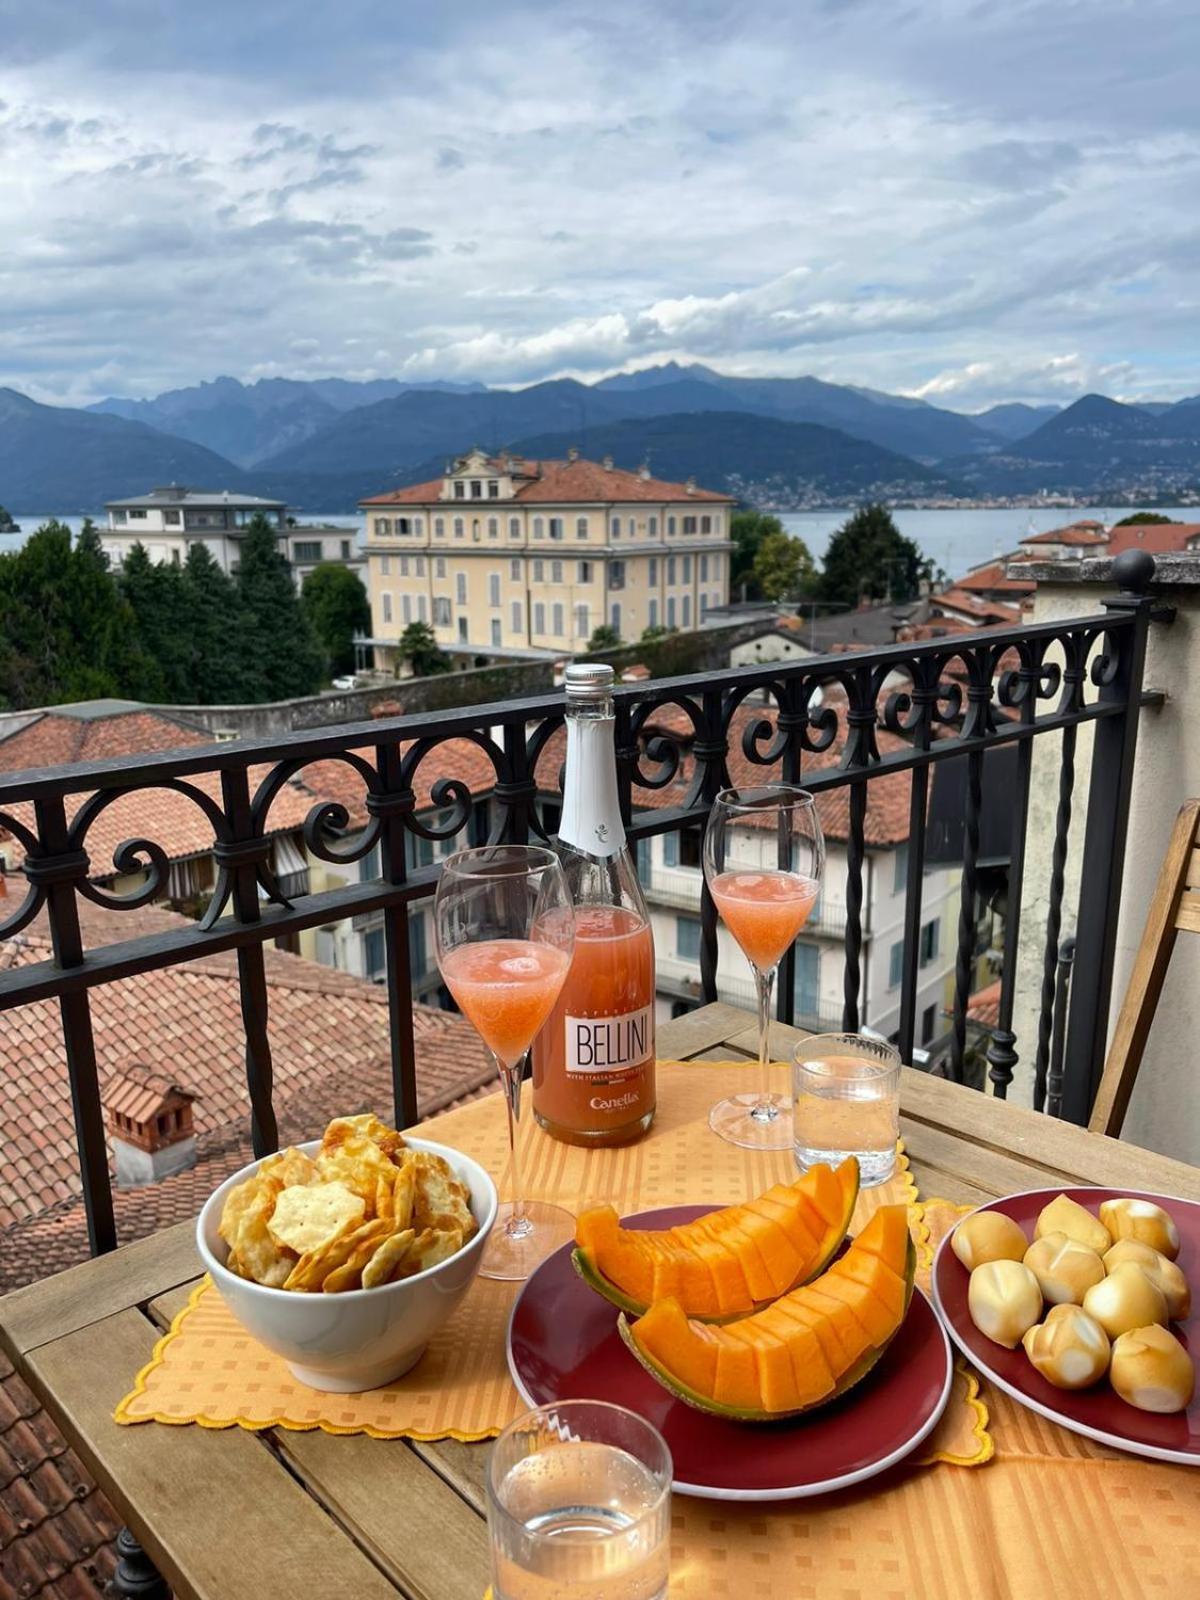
xmin=72 ymin=520 xmax=157 ymax=700
xmin=752 ymin=528 xmax=816 ymax=602
xmin=588 ymin=623 xmax=621 ymax=651
xmin=119 ymin=542 xmax=193 ymax=701
xmin=397 ymin=620 xmax=451 ymax=676
xmin=302 ymin=563 xmax=371 ymax=677
xmin=234 ymin=513 xmax=323 ymax=700
xmin=730 ymin=510 xmax=786 ymax=599
xmin=818 ymin=503 xmax=930 ymax=607
xmin=640 ymin=623 xmax=678 ymax=644
xmin=1114 ymin=512 xmax=1176 ymax=526
xmin=182 ymin=543 xmax=250 ymax=704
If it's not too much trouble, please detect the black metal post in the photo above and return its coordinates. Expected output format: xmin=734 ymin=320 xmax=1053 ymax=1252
xmin=373 ymin=740 xmax=418 ymax=1127
xmin=1045 ymin=937 xmax=1077 ymax=1118
xmin=1060 ymin=551 xmax=1158 ymax=1124
xmin=29 ymin=796 xmax=117 ymax=1256
xmin=107 ymin=1526 xmax=170 ymax=1599
xmin=217 ymin=768 xmax=278 ymax=1156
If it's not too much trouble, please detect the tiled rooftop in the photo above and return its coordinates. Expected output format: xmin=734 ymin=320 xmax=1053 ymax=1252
xmin=362 ymin=455 xmax=732 ymax=507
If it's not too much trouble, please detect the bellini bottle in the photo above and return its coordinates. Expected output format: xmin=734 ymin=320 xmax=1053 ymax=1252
xmin=532 ymin=662 xmax=656 ymax=1146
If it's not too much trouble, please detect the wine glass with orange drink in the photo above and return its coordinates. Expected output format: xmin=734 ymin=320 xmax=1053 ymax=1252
xmin=703 ymin=785 xmax=825 ymax=1149
xmin=435 ymin=844 xmax=575 ymax=1280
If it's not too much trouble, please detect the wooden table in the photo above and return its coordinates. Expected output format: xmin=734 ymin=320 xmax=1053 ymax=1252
xmin=3 ymin=1002 xmax=1199 ymax=1600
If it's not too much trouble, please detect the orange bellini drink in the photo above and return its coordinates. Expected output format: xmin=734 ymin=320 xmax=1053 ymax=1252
xmin=532 ymin=662 xmax=656 ymax=1147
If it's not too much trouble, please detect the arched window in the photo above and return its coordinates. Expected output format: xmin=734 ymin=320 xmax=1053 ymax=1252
xmin=533 ymin=517 xmax=545 ymax=539
xmin=488 ymin=517 xmax=498 ymax=538
xmin=434 ymin=517 xmax=445 ymax=537
xmin=576 ymin=517 xmax=588 ymax=539
xmin=551 ymin=560 xmax=563 ymax=583
xmin=649 ymin=516 xmax=657 ymax=536
xmin=610 ymin=516 xmax=620 ymax=537
xmin=454 ymin=518 xmax=464 ymax=538
xmin=509 ymin=517 xmax=521 ymax=539
xmin=667 ymin=516 xmax=676 ymax=536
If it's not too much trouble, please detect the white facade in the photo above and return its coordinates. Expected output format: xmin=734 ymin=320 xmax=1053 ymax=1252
xmin=102 ymin=488 xmax=289 ymax=576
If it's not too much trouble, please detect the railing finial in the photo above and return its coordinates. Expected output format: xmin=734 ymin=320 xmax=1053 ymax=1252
xmin=1111 ymin=548 xmax=1155 ymax=596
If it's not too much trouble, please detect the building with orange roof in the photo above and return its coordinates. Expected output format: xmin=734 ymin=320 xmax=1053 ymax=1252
xmin=359 ymin=447 xmax=734 ymax=667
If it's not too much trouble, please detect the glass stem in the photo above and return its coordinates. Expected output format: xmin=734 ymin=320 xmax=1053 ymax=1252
xmin=754 ymin=965 xmax=777 ymax=1118
xmin=499 ymin=1051 xmax=531 ymax=1237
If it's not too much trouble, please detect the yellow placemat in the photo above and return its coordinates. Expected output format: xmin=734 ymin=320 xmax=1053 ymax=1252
xmin=116 ymin=1061 xmax=977 ymax=1458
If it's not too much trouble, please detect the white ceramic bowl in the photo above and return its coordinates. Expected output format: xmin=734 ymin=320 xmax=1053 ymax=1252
xmin=197 ymin=1135 xmax=497 ymax=1392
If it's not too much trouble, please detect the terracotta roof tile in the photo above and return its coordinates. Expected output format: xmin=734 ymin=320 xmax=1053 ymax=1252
xmin=535 ymin=700 xmax=917 ymax=849
xmin=0 ymin=707 xmax=209 ymax=777
xmin=1104 ymin=521 xmax=1200 ymax=556
xmin=952 ymin=559 xmax=1036 ymax=596
xmin=932 ymin=590 xmax=1024 ymax=626
xmin=362 ymin=456 xmax=732 ymax=507
xmin=1019 ymin=522 xmax=1107 ymax=548
xmin=0 ymin=900 xmax=492 ymax=1241
xmin=966 ymin=978 xmax=1001 ymax=1028
xmin=298 ymin=739 xmax=499 ymax=831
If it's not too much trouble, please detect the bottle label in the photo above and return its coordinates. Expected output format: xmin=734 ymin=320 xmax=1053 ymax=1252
xmin=564 ymin=1004 xmax=653 ymax=1076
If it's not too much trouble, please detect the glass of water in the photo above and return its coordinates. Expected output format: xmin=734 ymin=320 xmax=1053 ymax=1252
xmin=486 ymin=1400 xmax=672 ymax=1600
xmin=792 ymin=1032 xmax=901 ymax=1188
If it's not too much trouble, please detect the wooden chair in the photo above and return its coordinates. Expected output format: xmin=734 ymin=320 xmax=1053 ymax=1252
xmin=1089 ymin=798 xmax=1200 ymax=1136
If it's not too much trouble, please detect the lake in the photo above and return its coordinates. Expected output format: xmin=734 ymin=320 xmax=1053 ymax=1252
xmin=1 ymin=506 xmax=1177 ymax=579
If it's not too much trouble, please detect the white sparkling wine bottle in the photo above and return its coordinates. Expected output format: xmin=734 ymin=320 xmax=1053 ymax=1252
xmin=532 ymin=662 xmax=657 ymax=1146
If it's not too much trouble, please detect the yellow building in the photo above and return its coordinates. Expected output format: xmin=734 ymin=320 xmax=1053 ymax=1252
xmin=360 ymin=448 xmax=734 ymax=665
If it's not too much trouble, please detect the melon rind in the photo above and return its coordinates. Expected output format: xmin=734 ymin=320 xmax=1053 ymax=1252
xmin=572 ymin=1158 xmax=860 ymax=1324
xmin=618 ymin=1230 xmax=916 ymax=1422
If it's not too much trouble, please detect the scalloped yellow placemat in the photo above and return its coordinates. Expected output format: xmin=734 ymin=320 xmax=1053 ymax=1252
xmin=116 ymin=1060 xmax=984 ymax=1462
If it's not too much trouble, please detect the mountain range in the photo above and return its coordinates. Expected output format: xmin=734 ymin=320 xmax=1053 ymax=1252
xmin=3 ymin=366 xmax=1199 ymax=514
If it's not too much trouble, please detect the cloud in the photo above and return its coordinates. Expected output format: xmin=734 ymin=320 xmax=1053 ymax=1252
xmin=0 ymin=0 xmax=1198 ymax=408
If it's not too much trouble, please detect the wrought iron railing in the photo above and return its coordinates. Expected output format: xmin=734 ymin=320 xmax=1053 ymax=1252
xmin=0 ymin=550 xmax=1165 ymax=1257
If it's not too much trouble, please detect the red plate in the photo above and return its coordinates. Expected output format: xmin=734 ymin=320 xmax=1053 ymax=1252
xmin=507 ymin=1204 xmax=952 ymax=1500
xmin=932 ymin=1187 xmax=1199 ymax=1466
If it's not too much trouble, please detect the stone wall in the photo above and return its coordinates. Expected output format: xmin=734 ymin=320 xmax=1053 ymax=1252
xmin=158 ymin=617 xmax=782 ymax=739
xmin=1011 ymin=553 xmax=1200 ymax=1163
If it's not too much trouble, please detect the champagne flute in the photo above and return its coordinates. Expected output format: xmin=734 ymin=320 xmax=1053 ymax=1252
xmin=703 ymin=785 xmax=825 ymax=1150
xmin=435 ymin=844 xmax=576 ymax=1280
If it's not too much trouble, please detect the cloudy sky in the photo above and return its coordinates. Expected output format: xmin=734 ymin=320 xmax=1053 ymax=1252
xmin=2 ymin=0 xmax=1197 ymax=410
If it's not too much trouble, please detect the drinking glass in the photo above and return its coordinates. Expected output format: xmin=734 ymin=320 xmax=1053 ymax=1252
xmin=487 ymin=1400 xmax=672 ymax=1600
xmin=435 ymin=844 xmax=575 ymax=1280
xmin=703 ymin=785 xmax=825 ymax=1149
xmin=792 ymin=1032 xmax=901 ymax=1187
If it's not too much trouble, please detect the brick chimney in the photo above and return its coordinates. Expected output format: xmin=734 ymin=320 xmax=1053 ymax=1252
xmin=567 ymin=445 xmax=580 ymax=462
xmin=602 ymin=454 xmax=614 ymax=471
xmin=104 ymin=1064 xmax=198 ymax=1187
xmin=685 ymin=477 xmax=696 ymax=495
xmin=638 ymin=462 xmax=651 ymax=480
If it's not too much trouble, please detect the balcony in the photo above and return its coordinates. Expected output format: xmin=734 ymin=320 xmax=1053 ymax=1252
xmin=0 ymin=551 xmax=1168 ymax=1261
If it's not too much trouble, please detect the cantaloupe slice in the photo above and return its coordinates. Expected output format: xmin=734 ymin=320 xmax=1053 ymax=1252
xmin=620 ymin=1204 xmax=915 ymax=1421
xmin=573 ymin=1159 xmax=860 ymax=1322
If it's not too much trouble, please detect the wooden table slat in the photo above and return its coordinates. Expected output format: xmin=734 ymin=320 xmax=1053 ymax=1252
xmin=0 ymin=1218 xmax=198 ymax=1362
xmin=26 ymin=1309 xmax=401 ymax=1600
xmin=274 ymin=1430 xmax=490 ymax=1600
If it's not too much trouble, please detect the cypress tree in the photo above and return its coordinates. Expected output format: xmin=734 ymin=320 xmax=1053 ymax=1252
xmin=182 ymin=543 xmax=249 ymax=704
xmin=234 ymin=513 xmax=323 ymax=700
xmin=119 ymin=543 xmax=193 ymax=702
